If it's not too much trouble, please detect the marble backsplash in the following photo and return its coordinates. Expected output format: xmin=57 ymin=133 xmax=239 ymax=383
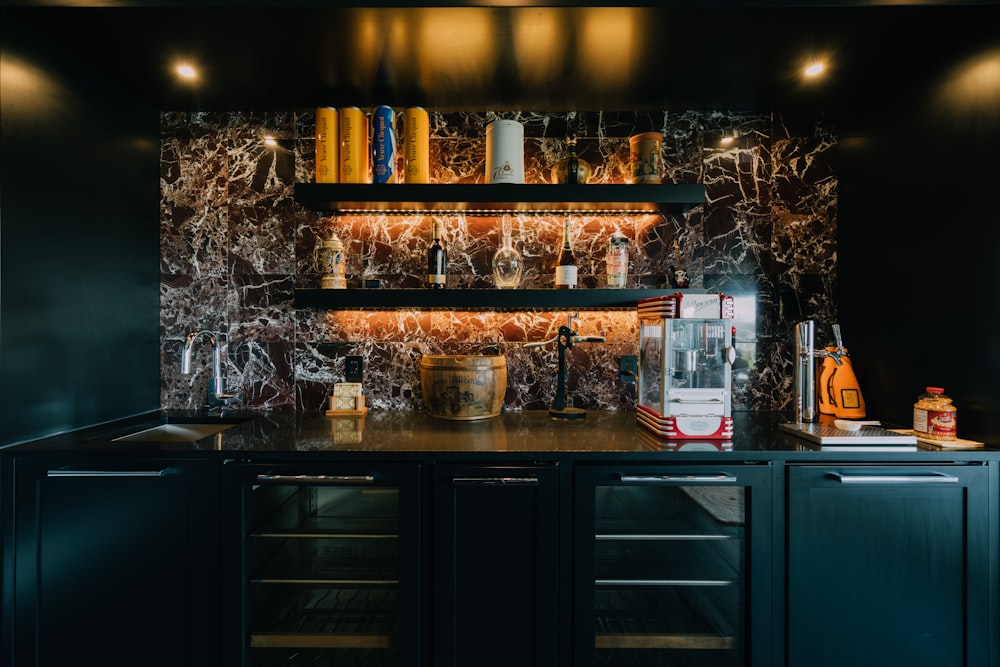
xmin=160 ymin=110 xmax=837 ymax=413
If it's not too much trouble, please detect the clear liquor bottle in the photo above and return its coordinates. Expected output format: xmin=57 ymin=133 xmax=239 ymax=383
xmin=492 ymin=227 xmax=523 ymax=289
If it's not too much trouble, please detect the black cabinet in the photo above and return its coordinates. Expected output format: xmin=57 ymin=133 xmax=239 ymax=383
xmin=786 ymin=464 xmax=991 ymax=667
xmin=1 ymin=455 xmax=10 ymax=666
xmin=222 ymin=461 xmax=422 ymax=667
xmin=433 ymin=464 xmax=562 ymax=667
xmin=7 ymin=445 xmax=1000 ymax=667
xmin=573 ymin=463 xmax=774 ymax=667
xmin=10 ymin=457 xmax=214 ymax=667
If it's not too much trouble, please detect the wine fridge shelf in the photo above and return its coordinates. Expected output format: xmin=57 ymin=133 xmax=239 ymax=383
xmin=294 ymin=288 xmax=670 ymax=310
xmin=250 ymin=587 xmax=397 ymax=649
xmin=594 ymin=588 xmax=735 ymax=650
xmin=251 ymin=633 xmax=393 ymax=649
xmin=294 ymin=183 xmax=705 ymax=215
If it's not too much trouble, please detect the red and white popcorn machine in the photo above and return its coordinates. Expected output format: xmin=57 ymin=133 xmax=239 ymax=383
xmin=637 ymin=292 xmax=736 ymax=439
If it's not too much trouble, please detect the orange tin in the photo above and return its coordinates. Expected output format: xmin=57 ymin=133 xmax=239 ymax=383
xmin=403 ymin=106 xmax=429 ymax=184
xmin=339 ymin=106 xmax=369 ymax=183
xmin=314 ymin=107 xmax=339 ymax=183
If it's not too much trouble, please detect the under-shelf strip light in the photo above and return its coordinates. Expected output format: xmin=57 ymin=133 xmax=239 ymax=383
xmin=333 ymin=206 xmax=665 ymax=215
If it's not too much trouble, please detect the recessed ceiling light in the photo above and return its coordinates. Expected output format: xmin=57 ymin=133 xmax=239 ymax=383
xmin=804 ymin=61 xmax=826 ymax=78
xmin=175 ymin=63 xmax=198 ymax=80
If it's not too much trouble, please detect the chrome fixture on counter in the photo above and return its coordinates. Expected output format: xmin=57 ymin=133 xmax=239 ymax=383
xmin=793 ymin=320 xmax=842 ymax=423
xmin=525 ymin=313 xmax=605 ymax=420
xmin=181 ymin=330 xmax=241 ymax=412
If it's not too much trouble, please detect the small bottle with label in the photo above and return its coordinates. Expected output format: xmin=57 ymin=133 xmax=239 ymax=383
xmin=554 ymin=218 xmax=577 ymax=289
xmin=606 ymin=235 xmax=628 ymax=288
xmin=427 ymin=219 xmax=447 ymax=289
xmin=913 ymin=386 xmax=957 ymax=440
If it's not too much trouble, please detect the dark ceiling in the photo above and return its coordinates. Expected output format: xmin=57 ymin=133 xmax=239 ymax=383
xmin=4 ymin=2 xmax=1000 ymax=113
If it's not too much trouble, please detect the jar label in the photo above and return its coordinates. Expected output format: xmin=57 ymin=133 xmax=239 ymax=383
xmin=606 ymin=252 xmax=627 ymax=288
xmin=913 ymin=407 xmax=957 ymax=438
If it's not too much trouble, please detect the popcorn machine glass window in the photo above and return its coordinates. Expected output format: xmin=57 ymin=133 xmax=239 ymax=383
xmin=637 ymin=293 xmax=735 ymax=439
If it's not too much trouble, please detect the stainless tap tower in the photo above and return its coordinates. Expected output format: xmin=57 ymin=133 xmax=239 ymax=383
xmin=794 ymin=320 xmax=818 ymax=423
xmin=794 ymin=319 xmax=846 ymax=423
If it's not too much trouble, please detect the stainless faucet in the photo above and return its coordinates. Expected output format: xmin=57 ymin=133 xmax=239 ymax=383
xmin=181 ymin=330 xmax=241 ymax=411
xmin=793 ymin=320 xmax=842 ymax=422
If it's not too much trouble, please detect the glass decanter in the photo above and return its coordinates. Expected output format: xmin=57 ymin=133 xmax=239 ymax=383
xmin=492 ymin=216 xmax=523 ymax=289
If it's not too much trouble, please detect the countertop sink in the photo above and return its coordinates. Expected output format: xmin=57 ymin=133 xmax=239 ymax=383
xmin=112 ymin=421 xmax=241 ymax=442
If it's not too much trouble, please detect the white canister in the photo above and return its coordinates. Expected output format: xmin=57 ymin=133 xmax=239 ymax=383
xmin=485 ymin=120 xmax=525 ymax=184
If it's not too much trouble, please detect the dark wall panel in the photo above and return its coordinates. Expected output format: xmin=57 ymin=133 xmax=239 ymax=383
xmin=838 ymin=39 xmax=1000 ymax=442
xmin=0 ymin=15 xmax=160 ymax=445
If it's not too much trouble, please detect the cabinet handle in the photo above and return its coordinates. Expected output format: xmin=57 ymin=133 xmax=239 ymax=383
xmin=619 ymin=474 xmax=738 ymax=484
xmin=596 ymin=578 xmax=732 ymax=587
xmin=47 ymin=469 xmax=169 ymax=478
xmin=826 ymin=471 xmax=960 ymax=485
xmin=256 ymin=474 xmax=375 ymax=484
xmin=452 ymin=476 xmax=539 ymax=486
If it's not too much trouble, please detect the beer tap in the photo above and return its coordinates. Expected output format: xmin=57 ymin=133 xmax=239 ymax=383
xmin=525 ymin=313 xmax=605 ymax=420
xmin=793 ymin=320 xmax=841 ymax=423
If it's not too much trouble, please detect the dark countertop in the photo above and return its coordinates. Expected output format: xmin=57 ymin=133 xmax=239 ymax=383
xmin=5 ymin=409 xmax=997 ymax=461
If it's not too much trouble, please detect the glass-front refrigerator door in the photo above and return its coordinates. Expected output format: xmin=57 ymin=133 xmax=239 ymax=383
xmin=574 ymin=464 xmax=773 ymax=667
xmin=226 ymin=462 xmax=421 ymax=667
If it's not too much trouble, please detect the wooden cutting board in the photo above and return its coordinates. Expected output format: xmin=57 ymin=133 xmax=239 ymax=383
xmin=889 ymin=429 xmax=984 ymax=449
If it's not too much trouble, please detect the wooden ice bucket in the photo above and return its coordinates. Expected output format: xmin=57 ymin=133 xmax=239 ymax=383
xmin=420 ymin=354 xmax=507 ymax=420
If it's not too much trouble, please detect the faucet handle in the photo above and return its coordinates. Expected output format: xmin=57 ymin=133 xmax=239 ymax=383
xmin=216 ymin=392 xmax=242 ymax=406
xmin=206 ymin=381 xmax=242 ymax=412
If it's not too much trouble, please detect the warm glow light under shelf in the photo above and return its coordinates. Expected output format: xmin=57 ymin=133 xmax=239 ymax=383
xmin=332 ymin=207 xmax=662 ymax=216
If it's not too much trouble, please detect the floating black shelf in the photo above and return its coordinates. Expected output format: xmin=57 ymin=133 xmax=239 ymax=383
xmin=294 ymin=183 xmax=705 ymax=214
xmin=294 ymin=288 xmax=669 ymax=310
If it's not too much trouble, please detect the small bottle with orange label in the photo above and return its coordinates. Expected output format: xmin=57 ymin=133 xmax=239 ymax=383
xmin=913 ymin=387 xmax=957 ymax=440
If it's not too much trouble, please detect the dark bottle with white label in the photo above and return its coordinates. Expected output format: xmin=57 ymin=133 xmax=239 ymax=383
xmin=427 ymin=219 xmax=447 ymax=288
